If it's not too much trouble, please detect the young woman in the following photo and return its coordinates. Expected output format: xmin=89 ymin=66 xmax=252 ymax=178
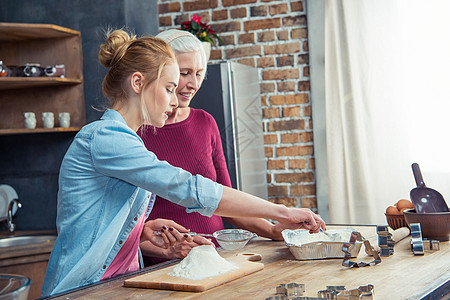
xmin=139 ymin=30 xmax=321 ymax=265
xmin=41 ymin=29 xmax=325 ymax=297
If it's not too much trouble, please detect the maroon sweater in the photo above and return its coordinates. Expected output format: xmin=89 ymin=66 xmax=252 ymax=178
xmin=139 ymin=108 xmax=231 ymax=265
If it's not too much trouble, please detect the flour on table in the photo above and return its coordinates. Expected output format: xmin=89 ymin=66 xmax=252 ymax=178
xmin=169 ymin=245 xmax=238 ymax=280
xmin=283 ymin=229 xmax=352 ymax=246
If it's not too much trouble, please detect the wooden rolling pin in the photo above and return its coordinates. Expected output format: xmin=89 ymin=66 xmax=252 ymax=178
xmin=366 ymin=227 xmax=410 ymax=255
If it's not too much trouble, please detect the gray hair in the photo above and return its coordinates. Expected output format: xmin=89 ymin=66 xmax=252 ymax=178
xmin=156 ymin=29 xmax=207 ymax=75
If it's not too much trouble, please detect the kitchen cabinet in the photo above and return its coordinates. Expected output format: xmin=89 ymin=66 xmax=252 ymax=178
xmin=0 ymin=231 xmax=56 ymax=300
xmin=0 ymin=22 xmax=85 ymax=135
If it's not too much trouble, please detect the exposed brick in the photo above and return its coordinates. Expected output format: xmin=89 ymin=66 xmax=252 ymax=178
xmin=283 ymin=106 xmax=301 ymax=117
xmin=286 ymin=94 xmax=308 ymax=104
xmin=300 ymin=131 xmax=313 ymax=143
xmin=298 ymin=81 xmax=310 ymax=91
xmin=291 ymin=1 xmax=304 ymax=12
xmin=237 ymin=58 xmax=255 ymax=67
xmin=269 ymin=3 xmax=289 ymax=15
xmin=275 ymin=172 xmax=314 ymax=183
xmin=212 ymin=9 xmax=228 ymax=21
xmin=268 ymin=159 xmax=286 ymax=170
xmin=244 ymin=18 xmax=281 ymax=31
xmin=159 ymin=2 xmax=181 ymax=14
xmin=264 ymin=133 xmax=278 ymax=144
xmin=283 ymin=15 xmax=307 ymax=27
xmin=261 ymin=95 xmax=268 ymax=106
xmin=276 ymin=55 xmax=294 ymax=67
xmin=298 ymin=53 xmax=309 ymax=64
xmin=303 ymin=105 xmax=312 ymax=117
xmin=277 ymin=81 xmax=296 ymax=92
xmin=210 ymin=49 xmax=222 ymax=60
xmin=250 ymin=6 xmax=267 ymax=17
xmin=231 ymin=7 xmax=247 ymax=18
xmin=288 ymin=158 xmax=307 ymax=169
xmin=225 ymin=45 xmax=261 ymax=58
xmin=303 ymin=40 xmax=309 ymax=51
xmin=265 ymin=146 xmax=274 ymax=157
xmin=263 ymin=68 xmax=299 ymax=80
xmin=263 ymin=107 xmax=281 ymax=118
xmin=270 ymin=95 xmax=285 ymax=105
xmin=212 ymin=22 xmax=241 ymax=34
xmin=257 ymin=57 xmax=275 ymax=68
xmin=269 ymin=197 xmax=298 ymax=207
xmin=277 ymin=30 xmax=289 ymax=40
xmin=183 ymin=0 xmax=218 ymax=11
xmin=268 ymin=185 xmax=289 ymax=196
xmin=281 ymin=133 xmax=300 ymax=144
xmin=265 ymin=42 xmax=301 ymax=55
xmin=268 ymin=119 xmax=304 ymax=132
xmin=291 ymin=184 xmax=316 ymax=196
xmin=303 ymin=66 xmax=310 ymax=77
xmin=238 ymin=32 xmax=255 ymax=44
xmin=260 ymin=82 xmax=275 ymax=93
xmin=309 ymin=158 xmax=315 ymax=169
xmin=301 ymin=197 xmax=317 ymax=208
xmin=276 ymin=145 xmax=313 ymax=156
xmin=292 ymin=28 xmax=308 ymax=39
xmin=267 ymin=173 xmax=272 ymax=184
xmin=257 ymin=31 xmax=276 ymax=42
xmin=220 ymin=34 xmax=235 ymax=45
xmin=223 ymin=0 xmax=257 ymax=6
xmin=174 ymin=14 xmax=190 ymax=25
xmin=159 ymin=16 xmax=172 ymax=27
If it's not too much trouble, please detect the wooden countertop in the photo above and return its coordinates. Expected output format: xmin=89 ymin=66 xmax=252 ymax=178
xmin=45 ymin=225 xmax=449 ymax=300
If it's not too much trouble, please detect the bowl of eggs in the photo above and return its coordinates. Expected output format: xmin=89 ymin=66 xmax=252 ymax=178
xmin=385 ymin=199 xmax=415 ymax=229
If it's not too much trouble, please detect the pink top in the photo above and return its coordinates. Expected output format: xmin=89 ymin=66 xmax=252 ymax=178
xmin=139 ymin=108 xmax=232 ymax=265
xmin=101 ymin=212 xmax=146 ymax=280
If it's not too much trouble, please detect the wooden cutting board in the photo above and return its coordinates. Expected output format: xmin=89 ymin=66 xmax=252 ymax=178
xmin=124 ymin=253 xmax=264 ymax=292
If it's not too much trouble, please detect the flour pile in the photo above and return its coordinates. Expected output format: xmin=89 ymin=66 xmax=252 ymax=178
xmin=169 ymin=245 xmax=239 ymax=280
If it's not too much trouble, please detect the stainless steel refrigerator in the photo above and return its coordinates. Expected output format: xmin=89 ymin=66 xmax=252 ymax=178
xmin=191 ymin=61 xmax=268 ymax=200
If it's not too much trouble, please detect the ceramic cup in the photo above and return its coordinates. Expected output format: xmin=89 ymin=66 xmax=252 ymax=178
xmin=42 ymin=112 xmax=54 ymax=128
xmin=24 ymin=112 xmax=36 ymax=129
xmin=58 ymin=112 xmax=70 ymax=128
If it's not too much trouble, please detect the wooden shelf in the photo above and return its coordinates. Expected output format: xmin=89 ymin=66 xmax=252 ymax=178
xmin=0 ymin=127 xmax=81 ymax=136
xmin=0 ymin=22 xmax=80 ymax=41
xmin=0 ymin=77 xmax=82 ymax=90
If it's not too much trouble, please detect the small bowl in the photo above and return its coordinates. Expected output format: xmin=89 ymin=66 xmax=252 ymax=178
xmin=403 ymin=208 xmax=450 ymax=241
xmin=385 ymin=213 xmax=408 ymax=230
xmin=213 ymin=229 xmax=257 ymax=251
xmin=0 ymin=274 xmax=31 ymax=300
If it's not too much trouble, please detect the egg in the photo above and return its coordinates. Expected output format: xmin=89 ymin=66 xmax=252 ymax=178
xmin=396 ymin=199 xmax=415 ymax=211
xmin=386 ymin=205 xmax=401 ymax=215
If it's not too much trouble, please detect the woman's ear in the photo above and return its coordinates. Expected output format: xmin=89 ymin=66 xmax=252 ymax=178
xmin=130 ymin=72 xmax=144 ymax=94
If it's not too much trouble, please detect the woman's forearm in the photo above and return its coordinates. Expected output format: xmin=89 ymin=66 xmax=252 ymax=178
xmin=223 ymin=216 xmax=283 ymax=240
xmin=215 ymin=186 xmax=290 ymax=222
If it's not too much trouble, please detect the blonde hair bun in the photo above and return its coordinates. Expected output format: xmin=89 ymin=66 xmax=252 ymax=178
xmin=98 ymin=29 xmax=136 ymax=68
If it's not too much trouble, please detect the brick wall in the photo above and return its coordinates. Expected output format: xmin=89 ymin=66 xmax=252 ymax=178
xmin=157 ymin=0 xmax=317 ymax=211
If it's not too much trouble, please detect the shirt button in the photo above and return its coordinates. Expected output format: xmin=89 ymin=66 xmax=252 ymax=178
xmin=147 ymin=194 xmax=150 ymax=198
xmin=103 ymin=265 xmax=106 ymax=269
xmin=119 ymin=240 xmax=123 ymax=245
xmin=134 ymin=217 xmax=138 ymax=221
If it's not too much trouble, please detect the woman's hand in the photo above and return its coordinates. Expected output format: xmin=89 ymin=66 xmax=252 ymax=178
xmin=140 ymin=218 xmax=214 ymax=252
xmin=282 ymin=207 xmax=326 ymax=233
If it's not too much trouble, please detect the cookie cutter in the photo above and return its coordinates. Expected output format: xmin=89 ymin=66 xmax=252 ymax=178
xmin=318 ymin=284 xmax=374 ymax=300
xmin=276 ymin=283 xmax=306 ymax=297
xmin=377 ymin=225 xmax=395 ymax=256
xmin=410 ymin=223 xmax=440 ymax=255
xmin=342 ymin=231 xmax=381 ymax=267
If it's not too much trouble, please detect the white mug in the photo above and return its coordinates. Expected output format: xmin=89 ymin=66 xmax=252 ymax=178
xmin=58 ymin=112 xmax=70 ymax=128
xmin=42 ymin=112 xmax=54 ymax=128
xmin=24 ymin=112 xmax=36 ymax=129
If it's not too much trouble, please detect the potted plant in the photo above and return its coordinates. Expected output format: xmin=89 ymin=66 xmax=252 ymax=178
xmin=180 ymin=14 xmax=223 ymax=60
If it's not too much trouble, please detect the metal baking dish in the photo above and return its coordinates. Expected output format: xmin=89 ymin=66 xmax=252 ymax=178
xmin=282 ymin=228 xmax=362 ymax=260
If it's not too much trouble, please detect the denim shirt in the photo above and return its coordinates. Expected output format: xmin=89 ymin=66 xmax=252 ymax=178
xmin=41 ymin=109 xmax=223 ymax=297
